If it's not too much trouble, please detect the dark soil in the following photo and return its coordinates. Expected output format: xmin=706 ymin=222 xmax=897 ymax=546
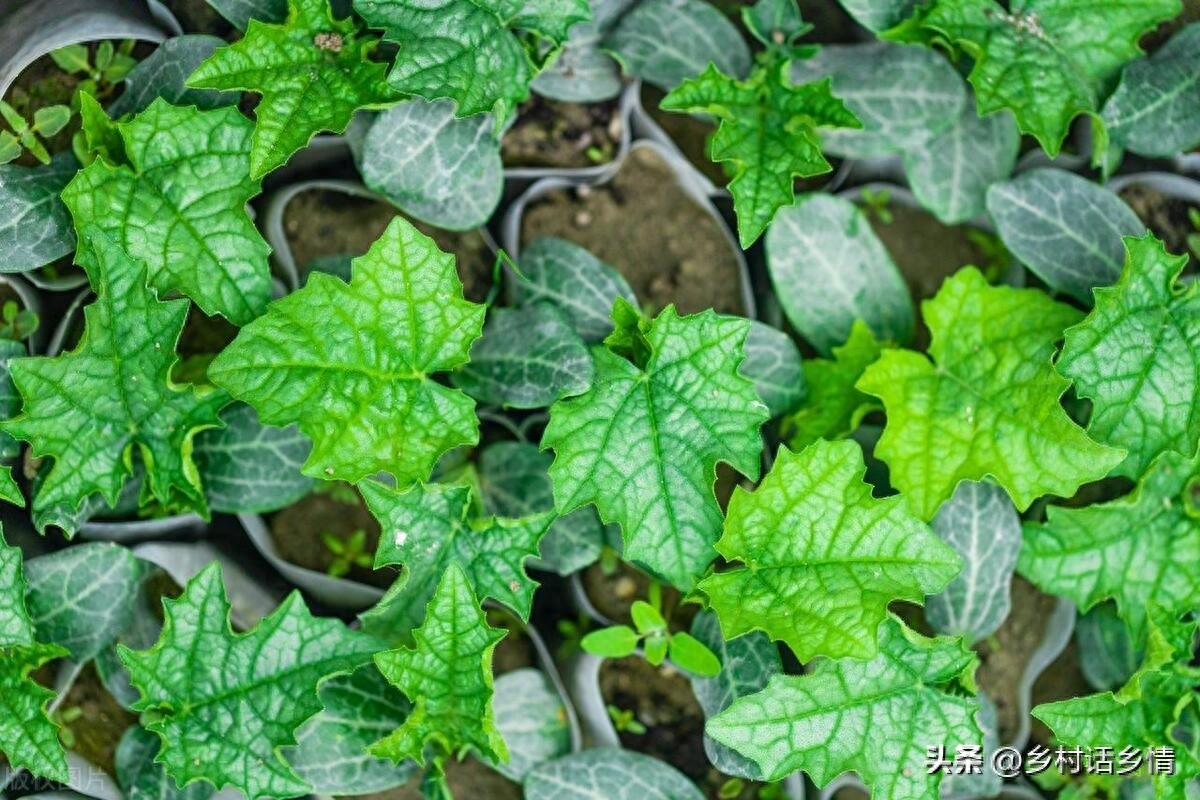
xmin=177 ymin=304 xmax=239 ymax=358
xmin=502 ymin=95 xmax=623 ymax=170
xmin=281 ymin=189 xmax=493 ymax=304
xmin=519 ymin=147 xmax=745 ymax=315
xmin=345 ymin=756 xmax=522 ymax=800
xmin=486 ymin=608 xmax=536 ymax=674
xmin=1117 ymin=183 xmax=1199 ymax=261
xmin=268 ymin=486 xmax=397 ymax=589
xmin=641 ymin=84 xmax=727 ymax=189
xmin=159 ymin=0 xmax=236 ymax=39
xmin=59 ymin=663 xmax=138 ymax=778
xmin=1029 ymin=638 xmax=1092 ymax=749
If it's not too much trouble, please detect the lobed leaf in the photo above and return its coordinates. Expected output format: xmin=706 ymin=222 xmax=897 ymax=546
xmin=0 ymin=642 xmax=70 ymax=783
xmin=108 ymin=36 xmax=239 ymax=118
xmin=115 ymin=726 xmax=216 ymax=800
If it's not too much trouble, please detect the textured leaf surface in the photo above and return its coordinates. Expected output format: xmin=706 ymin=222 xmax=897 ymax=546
xmin=857 ymin=267 xmax=1125 ymax=520
xmin=836 ymin=0 xmax=917 ymax=31
xmin=782 ymin=320 xmax=882 ymax=452
xmin=370 ymin=565 xmax=508 ymax=768
xmin=0 ymin=530 xmax=33 ymax=647
xmin=115 ymin=725 xmax=216 ymax=800
xmin=1021 ymin=448 xmax=1200 ymax=638
xmin=287 ymin=664 xmax=417 ymax=795
xmin=190 ymin=0 xmax=396 ymax=178
xmin=1057 ymin=235 xmax=1200 ymax=477
xmin=530 ymin=6 xmax=623 ymax=103
xmin=708 ymin=617 xmax=981 ymax=796
xmin=604 ymin=0 xmax=749 ymax=90
xmin=1076 ymin=602 xmax=1142 ymax=691
xmin=740 ymin=321 xmax=804 ymax=419
xmin=492 ymin=668 xmax=571 ymax=781
xmin=510 ymin=236 xmax=637 ymax=344
xmin=356 ymin=0 xmax=589 ymax=124
xmin=1 ymin=230 xmax=227 ymax=535
xmin=478 ymin=440 xmax=609 ymax=575
xmin=1101 ymin=23 xmax=1200 ymax=158
xmin=0 ymin=642 xmax=69 ymax=783
xmin=60 ymin=100 xmax=272 ymax=324
xmin=0 ymin=342 xmax=24 ymax=462
xmin=700 ymin=439 xmax=960 ymax=661
xmin=362 ymin=479 xmax=549 ymax=627
xmin=0 ymin=153 xmax=76 ymax=272
xmin=360 ymin=98 xmax=502 ymax=230
xmin=902 ymin=105 xmax=1019 ymax=224
xmin=524 ymin=749 xmax=704 ymax=800
xmin=194 ymin=403 xmax=316 ymax=514
xmin=207 ymin=0 xmax=288 ymax=30
xmin=689 ymin=610 xmax=781 ymax=780
xmin=453 ymin=305 xmax=593 ymax=409
xmin=209 ymin=217 xmax=485 ymax=486
xmin=765 ymin=195 xmax=913 ymax=354
xmin=663 ymin=64 xmax=859 ymax=247
xmin=119 ymin=564 xmax=380 ymax=800
xmin=791 ymin=42 xmax=965 ymax=157
xmin=108 ymin=36 xmax=239 ymax=117
xmin=893 ymin=0 xmax=1179 ymax=154
xmin=0 ymin=466 xmax=23 ymax=507
xmin=924 ymin=481 xmax=1020 ymax=644
xmin=543 ymin=303 xmax=767 ymax=588
xmin=986 ymin=168 xmax=1144 ymax=303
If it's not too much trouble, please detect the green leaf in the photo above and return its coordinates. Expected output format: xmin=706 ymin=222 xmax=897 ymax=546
xmin=0 ymin=641 xmax=70 ymax=783
xmin=453 ymin=305 xmax=593 ymax=409
xmin=209 ymin=216 xmax=486 ymax=486
xmin=0 ymin=465 xmax=24 ymax=510
xmin=116 ymin=725 xmax=217 ymax=800
xmin=543 ymin=302 xmax=768 ymax=589
xmin=699 ymin=439 xmax=961 ymax=661
xmin=781 ymin=320 xmax=883 ymax=452
xmin=837 ymin=0 xmax=917 ymax=33
xmin=194 ymin=403 xmax=316 ymax=514
xmin=740 ymin=321 xmax=805 ymax=419
xmin=668 ymin=632 xmax=720 ymax=677
xmin=743 ymin=0 xmax=810 ymax=47
xmin=581 ymin=625 xmax=640 ymax=658
xmin=765 ymin=195 xmax=914 ymax=354
xmin=0 ymin=152 xmax=76 ymax=272
xmin=856 ymin=266 xmax=1125 ymax=520
xmin=109 ymin=35 xmax=240 ymax=118
xmin=530 ymin=4 xmax=623 ymax=103
xmin=1057 ymin=235 xmax=1200 ymax=477
xmin=1101 ymin=23 xmax=1200 ymax=158
xmin=360 ymin=479 xmax=549 ymax=630
xmin=0 ymin=528 xmax=34 ymax=647
xmin=524 ymin=749 xmax=704 ymax=800
xmin=370 ymin=564 xmax=508 ymax=769
xmin=207 ymin=0 xmax=288 ymax=30
xmin=1021 ymin=448 xmax=1200 ymax=639
xmin=188 ymin=0 xmax=397 ymax=178
xmin=707 ymin=616 xmax=981 ymax=796
xmin=662 ymin=62 xmax=859 ymax=247
xmin=75 ymin=93 xmax=124 ymax=166
xmin=889 ymin=0 xmax=1179 ymax=155
xmin=355 ymin=0 xmax=589 ymax=125
xmin=1 ymin=229 xmax=228 ymax=535
xmin=492 ymin=668 xmax=572 ymax=781
xmin=1076 ymin=602 xmax=1143 ymax=691
xmin=118 ymin=563 xmax=380 ymax=800
xmin=60 ymin=99 xmax=273 ymax=324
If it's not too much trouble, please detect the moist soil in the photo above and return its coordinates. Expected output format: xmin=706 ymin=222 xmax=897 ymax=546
xmin=268 ymin=486 xmax=397 ymax=589
xmin=59 ymin=662 xmax=138 ymax=778
xmin=282 ymin=189 xmax=493 ymax=304
xmin=502 ymin=95 xmax=623 ymax=170
xmin=1029 ymin=637 xmax=1093 ymax=750
xmin=519 ymin=147 xmax=745 ymax=315
xmin=641 ymin=84 xmax=728 ymax=189
xmin=1118 ymin=182 xmax=1199 ymax=263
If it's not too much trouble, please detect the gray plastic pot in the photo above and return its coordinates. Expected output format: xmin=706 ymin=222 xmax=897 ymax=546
xmin=1106 ymin=170 xmax=1200 ymax=208
xmin=501 ymin=138 xmax=756 ymax=318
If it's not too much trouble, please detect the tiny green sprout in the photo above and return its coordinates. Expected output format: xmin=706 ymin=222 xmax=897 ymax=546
xmin=719 ymin=777 xmax=745 ymax=799
xmin=0 ymin=100 xmax=71 ymax=165
xmin=965 ymin=229 xmax=1015 ymax=284
xmin=606 ymin=704 xmax=647 ymax=735
xmin=556 ymin=613 xmax=592 ymax=659
xmin=0 ymin=300 xmax=39 ymax=342
xmin=320 ymin=529 xmax=373 ymax=578
xmin=585 ymin=145 xmax=606 ymax=164
xmin=54 ymin=705 xmax=84 ymax=749
xmin=50 ymin=41 xmax=137 ymax=105
xmin=858 ymin=187 xmax=894 ymax=225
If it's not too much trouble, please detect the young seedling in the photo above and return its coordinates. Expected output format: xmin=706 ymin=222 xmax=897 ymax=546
xmin=0 ymin=302 xmax=38 ymax=343
xmin=50 ymin=41 xmax=138 ymax=104
xmin=606 ymin=703 xmax=647 ymax=735
xmin=0 ymin=100 xmax=71 ymax=165
xmin=319 ymin=529 xmax=373 ymax=578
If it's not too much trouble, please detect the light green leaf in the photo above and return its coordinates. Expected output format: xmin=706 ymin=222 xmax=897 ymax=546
xmin=662 ymin=63 xmax=859 ymax=247
xmin=118 ymin=563 xmax=380 ymax=800
xmin=740 ymin=321 xmax=804 ymax=419
xmin=1 ymin=229 xmax=228 ymax=535
xmin=286 ymin=664 xmax=417 ymax=795
xmin=510 ymin=236 xmax=637 ymax=344
xmin=0 ymin=641 xmax=70 ymax=783
xmin=604 ymin=0 xmax=750 ymax=90
xmin=765 ymin=195 xmax=914 ymax=354
xmin=477 ymin=440 xmax=610 ymax=575
xmin=361 ymin=479 xmax=549 ymax=632
xmin=856 ymin=267 xmax=1125 ymax=520
xmin=700 ymin=439 xmax=961 ymax=661
xmin=355 ymin=0 xmax=589 ymax=125
xmin=453 ymin=305 xmax=594 ymax=409
xmin=0 ymin=465 xmax=23 ymax=507
xmin=206 ymin=0 xmax=288 ymax=30
xmin=781 ymin=320 xmax=883 ymax=452
xmin=209 ymin=216 xmax=486 ymax=486
xmin=360 ymin=98 xmax=502 ymax=231
xmin=25 ymin=543 xmax=148 ymax=662
xmin=889 ymin=0 xmax=1179 ymax=155
xmin=524 ymin=749 xmax=705 ymax=800
xmin=580 ymin=625 xmax=639 ymax=658
xmin=1102 ymin=23 xmax=1200 ymax=158
xmin=743 ymin=0 xmax=809 ymax=47
xmin=1020 ymin=448 xmax=1200 ymax=639
xmin=0 ymin=152 xmax=76 ymax=272
xmin=189 ymin=0 xmax=397 ymax=178
xmin=370 ymin=564 xmax=508 ymax=769
xmin=60 ymin=99 xmax=272 ymax=324
xmin=986 ymin=167 xmax=1144 ymax=303
xmin=543 ymin=302 xmax=768 ymax=589
xmin=902 ymin=105 xmax=1019 ymax=225
xmin=708 ymin=616 xmax=981 ymax=797
xmin=0 ymin=339 xmax=28 ymax=464
xmin=924 ymin=481 xmax=1021 ymax=644
xmin=0 ymin=528 xmax=34 ymax=647
xmin=194 ymin=403 xmax=316 ymax=514
xmin=116 ymin=725 xmax=217 ymax=800
xmin=492 ymin=668 xmax=571 ymax=781
xmin=108 ymin=36 xmax=239 ymax=118
xmin=1057 ymin=235 xmax=1200 ymax=477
